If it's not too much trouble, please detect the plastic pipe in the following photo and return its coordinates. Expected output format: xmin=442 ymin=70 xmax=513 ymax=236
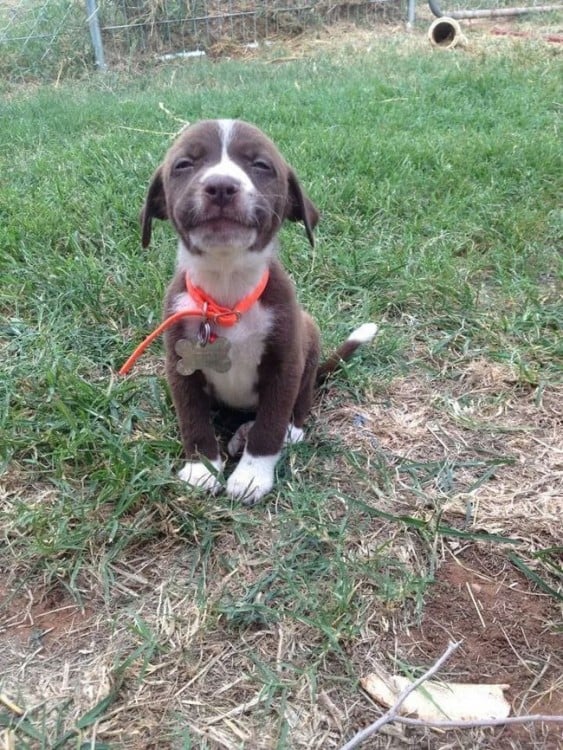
xmin=428 ymin=0 xmax=563 ymax=19
xmin=428 ymin=16 xmax=467 ymax=46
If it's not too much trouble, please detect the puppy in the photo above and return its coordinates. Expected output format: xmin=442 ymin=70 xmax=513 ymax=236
xmin=135 ymin=119 xmax=376 ymax=504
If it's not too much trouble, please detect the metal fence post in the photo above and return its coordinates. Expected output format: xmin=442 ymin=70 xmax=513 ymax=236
xmin=85 ymin=0 xmax=107 ymax=71
xmin=407 ymin=0 xmax=416 ymax=28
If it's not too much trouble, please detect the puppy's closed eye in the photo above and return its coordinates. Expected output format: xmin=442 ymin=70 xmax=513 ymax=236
xmin=173 ymin=157 xmax=195 ymax=172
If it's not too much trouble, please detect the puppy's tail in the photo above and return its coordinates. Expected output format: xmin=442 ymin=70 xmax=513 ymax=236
xmin=316 ymin=323 xmax=378 ymax=385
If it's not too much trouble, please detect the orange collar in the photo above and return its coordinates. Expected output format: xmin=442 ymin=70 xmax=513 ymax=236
xmin=118 ymin=269 xmax=270 ymax=375
xmin=185 ymin=269 xmax=269 ymax=327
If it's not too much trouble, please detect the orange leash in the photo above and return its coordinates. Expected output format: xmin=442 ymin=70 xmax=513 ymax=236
xmin=118 ymin=269 xmax=270 ymax=375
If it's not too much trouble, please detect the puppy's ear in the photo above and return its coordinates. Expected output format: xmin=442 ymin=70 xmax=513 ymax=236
xmin=286 ymin=169 xmax=320 ymax=248
xmin=140 ymin=167 xmax=167 ymax=248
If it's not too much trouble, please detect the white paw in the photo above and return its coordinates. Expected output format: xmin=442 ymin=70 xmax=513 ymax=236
xmin=285 ymin=424 xmax=304 ymax=445
xmin=178 ymin=458 xmax=223 ymax=494
xmin=226 ymin=450 xmax=280 ymax=505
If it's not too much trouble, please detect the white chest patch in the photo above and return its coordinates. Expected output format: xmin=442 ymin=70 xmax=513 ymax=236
xmin=172 ymin=291 xmax=273 ymax=410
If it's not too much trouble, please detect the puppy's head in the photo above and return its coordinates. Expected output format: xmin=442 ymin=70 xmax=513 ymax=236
xmin=140 ymin=119 xmax=319 ymax=255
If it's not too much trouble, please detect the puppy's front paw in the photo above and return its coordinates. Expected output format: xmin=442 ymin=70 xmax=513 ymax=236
xmin=226 ymin=451 xmax=280 ymax=505
xmin=178 ymin=458 xmax=223 ymax=494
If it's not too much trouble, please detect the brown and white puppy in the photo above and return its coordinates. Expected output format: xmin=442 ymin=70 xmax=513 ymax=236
xmin=140 ymin=119 xmax=376 ymax=504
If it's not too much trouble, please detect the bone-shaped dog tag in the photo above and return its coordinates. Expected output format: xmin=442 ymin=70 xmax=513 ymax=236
xmin=175 ymin=337 xmax=232 ymax=376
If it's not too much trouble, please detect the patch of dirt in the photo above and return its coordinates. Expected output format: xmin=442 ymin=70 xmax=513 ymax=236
xmin=402 ymin=547 xmax=563 ymax=748
xmin=0 ymin=583 xmax=93 ymax=651
xmin=0 ymin=581 xmax=106 ymax=720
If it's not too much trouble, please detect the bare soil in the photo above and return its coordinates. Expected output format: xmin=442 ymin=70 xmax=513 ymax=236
xmin=402 ymin=548 xmax=563 ymax=748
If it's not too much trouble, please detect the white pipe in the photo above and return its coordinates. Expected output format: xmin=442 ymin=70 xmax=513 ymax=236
xmin=428 ymin=17 xmax=467 ymax=48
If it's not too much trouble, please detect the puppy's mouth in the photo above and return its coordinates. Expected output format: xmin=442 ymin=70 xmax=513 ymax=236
xmin=174 ymin=194 xmax=270 ymax=251
xmin=184 ymin=211 xmax=260 ymax=253
xmin=178 ymin=204 xmax=260 ymax=233
xmin=197 ymin=215 xmax=256 ymax=231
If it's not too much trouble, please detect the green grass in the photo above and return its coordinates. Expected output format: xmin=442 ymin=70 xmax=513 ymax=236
xmin=1 ymin=33 xmax=562 ymax=749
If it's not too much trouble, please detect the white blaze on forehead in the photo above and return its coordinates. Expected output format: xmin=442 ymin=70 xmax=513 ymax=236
xmin=198 ymin=119 xmax=255 ymax=192
xmin=218 ymin=118 xmax=236 ymax=144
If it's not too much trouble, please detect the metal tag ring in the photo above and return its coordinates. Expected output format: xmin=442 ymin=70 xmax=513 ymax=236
xmin=198 ymin=321 xmax=212 ymax=346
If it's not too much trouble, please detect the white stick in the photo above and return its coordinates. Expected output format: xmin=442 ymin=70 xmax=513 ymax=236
xmin=396 ymin=714 xmax=563 ymax=729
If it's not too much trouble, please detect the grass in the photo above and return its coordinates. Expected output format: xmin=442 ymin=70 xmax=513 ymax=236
xmin=1 ymin=25 xmax=562 ymax=750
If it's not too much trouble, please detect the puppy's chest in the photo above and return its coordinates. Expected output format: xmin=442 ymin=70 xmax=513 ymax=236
xmin=173 ymin=291 xmax=273 ymax=410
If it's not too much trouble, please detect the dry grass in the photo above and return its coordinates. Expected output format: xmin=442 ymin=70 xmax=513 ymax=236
xmin=328 ymin=359 xmax=562 ymax=539
xmin=2 ymin=358 xmax=562 ymax=748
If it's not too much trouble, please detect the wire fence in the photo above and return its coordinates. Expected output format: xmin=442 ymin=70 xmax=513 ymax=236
xmin=1 ymin=0 xmax=560 ymax=82
xmin=0 ymin=0 xmax=402 ymax=81
xmin=100 ymin=0 xmax=400 ymax=59
xmin=1 ymin=0 xmax=87 ymax=80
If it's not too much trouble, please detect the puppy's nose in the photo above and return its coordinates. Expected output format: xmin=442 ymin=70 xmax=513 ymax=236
xmin=204 ymin=176 xmax=240 ymax=207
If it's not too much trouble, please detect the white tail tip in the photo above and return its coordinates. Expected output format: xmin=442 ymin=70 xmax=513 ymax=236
xmin=348 ymin=322 xmax=378 ymax=344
